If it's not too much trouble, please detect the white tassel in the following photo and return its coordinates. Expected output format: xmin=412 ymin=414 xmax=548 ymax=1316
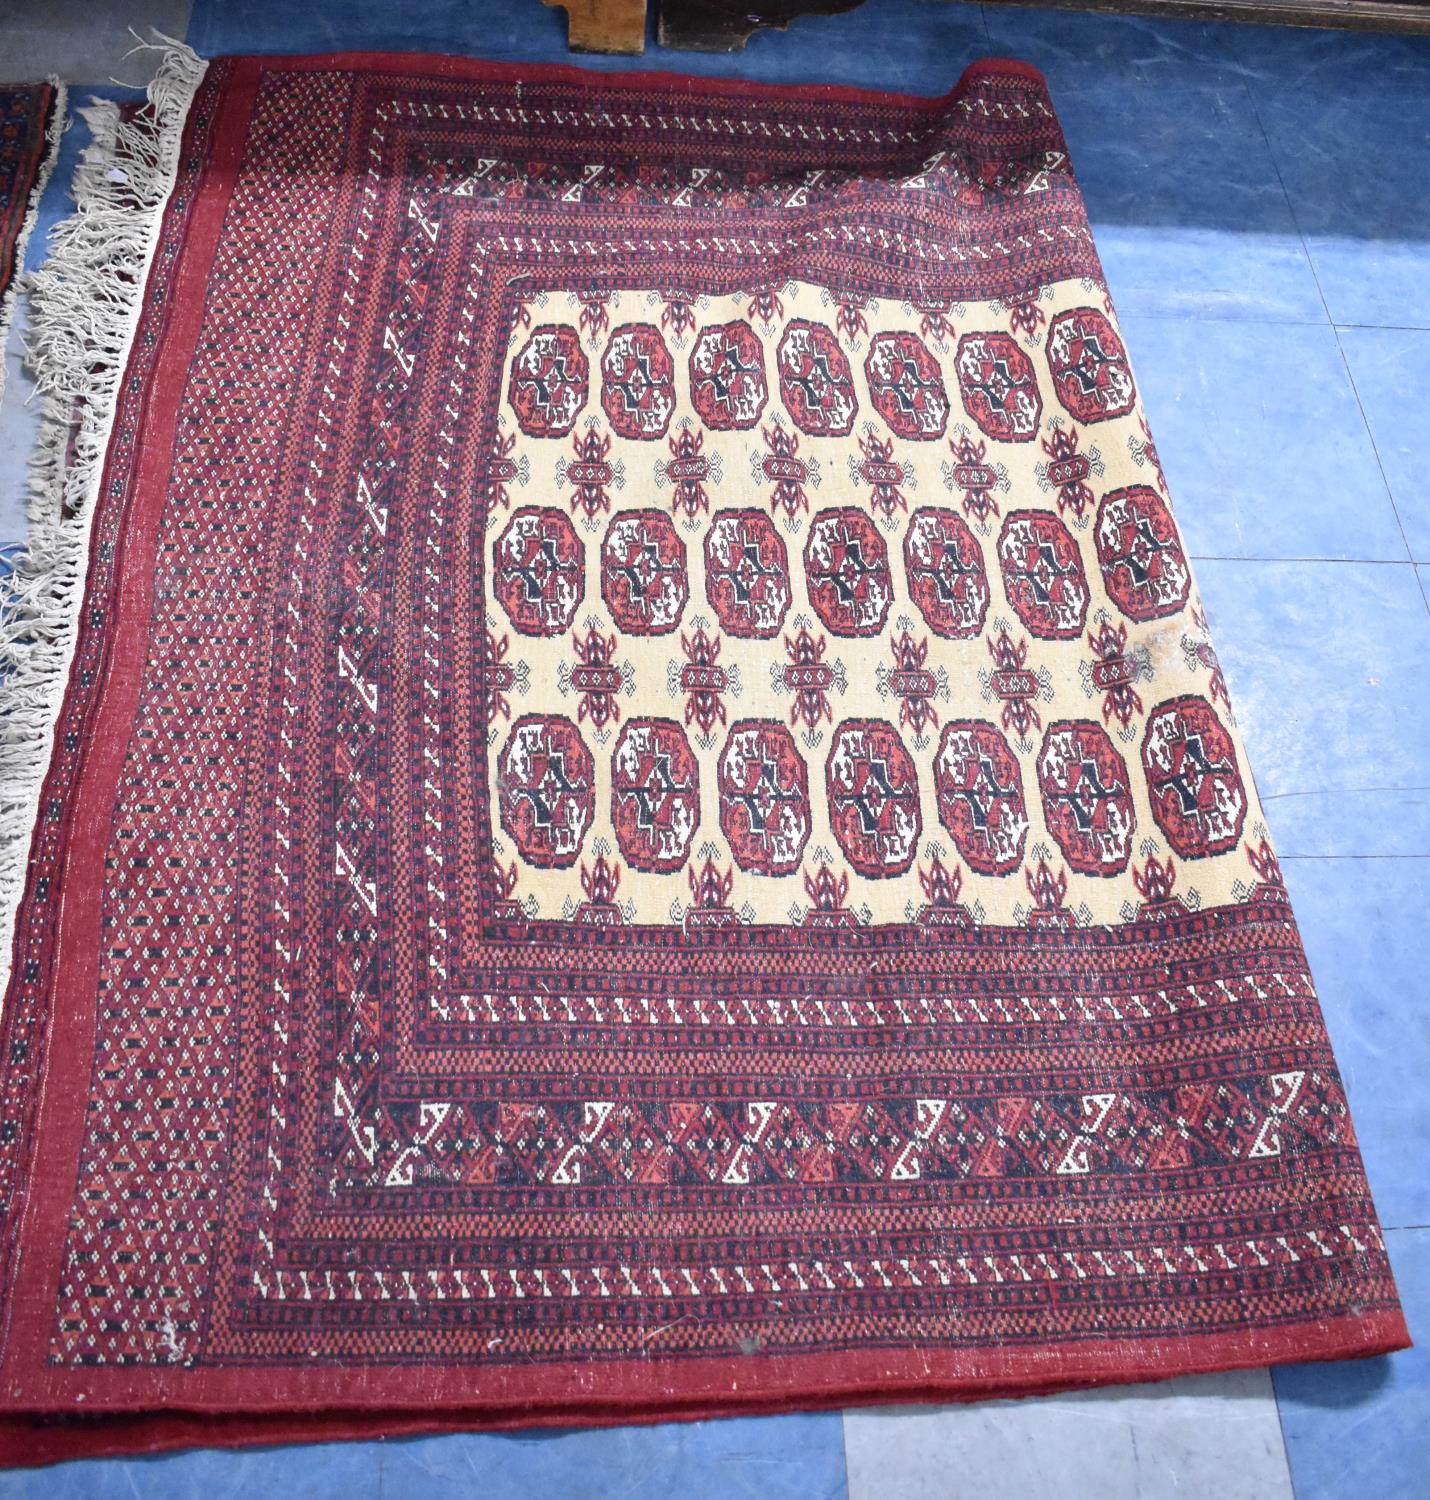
xmin=0 ymin=40 xmax=208 ymax=1006
xmin=0 ymin=77 xmax=66 ymax=405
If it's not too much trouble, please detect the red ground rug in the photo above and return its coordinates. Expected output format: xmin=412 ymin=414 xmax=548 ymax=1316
xmin=0 ymin=47 xmax=1408 ymax=1465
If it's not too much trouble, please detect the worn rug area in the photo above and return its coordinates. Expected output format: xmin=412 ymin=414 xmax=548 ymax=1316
xmin=0 ymin=49 xmax=1408 ymax=1464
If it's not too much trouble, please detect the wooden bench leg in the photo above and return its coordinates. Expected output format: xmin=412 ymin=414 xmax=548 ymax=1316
xmin=542 ymin=0 xmax=648 ymax=54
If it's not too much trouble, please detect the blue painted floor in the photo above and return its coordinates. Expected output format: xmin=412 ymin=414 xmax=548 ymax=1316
xmin=1 ymin=3 xmax=1427 ymax=1495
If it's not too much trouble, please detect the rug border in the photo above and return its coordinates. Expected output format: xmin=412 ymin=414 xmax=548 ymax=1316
xmin=0 ymin=50 xmax=205 ymax=1011
xmin=0 ymin=1305 xmax=1410 ymax=1467
xmin=232 ymin=47 xmax=1052 ymax=105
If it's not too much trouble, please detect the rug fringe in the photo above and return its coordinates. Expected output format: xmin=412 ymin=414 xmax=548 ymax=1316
xmin=0 ymin=41 xmax=207 ymax=1006
xmin=0 ymin=77 xmax=67 ymax=405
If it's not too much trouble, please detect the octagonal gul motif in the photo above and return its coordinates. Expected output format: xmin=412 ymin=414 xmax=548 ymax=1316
xmin=601 ymin=510 xmax=689 ymax=635
xmin=497 ymin=714 xmax=596 ymax=869
xmin=611 ymin=718 xmax=700 ymax=874
xmin=997 ymin=510 xmax=1090 ymax=640
xmin=1094 ymin=484 xmax=1191 ymax=623
xmin=507 ymin=324 xmax=588 ymax=437
xmin=776 ymin=319 xmax=858 ymax=436
xmin=689 ymin=320 xmax=768 ymax=430
xmin=1046 ymin=307 xmax=1136 ymax=423
xmin=704 ymin=509 xmax=792 ymax=639
xmin=1141 ymin=696 xmax=1247 ymax=859
xmin=804 ymin=508 xmax=893 ymax=638
xmin=1036 ymin=720 xmax=1136 ymax=877
xmin=492 ymin=506 xmax=585 ymax=637
xmin=933 ymin=719 xmax=1030 ymax=876
xmin=904 ymin=507 xmax=990 ymax=640
xmin=826 ymin=719 xmax=922 ymax=878
xmin=718 ymin=719 xmax=811 ymax=875
xmin=864 ymin=330 xmax=951 ymax=440
xmin=954 ymin=331 xmax=1042 ymax=443
xmin=600 ymin=322 xmax=677 ymax=440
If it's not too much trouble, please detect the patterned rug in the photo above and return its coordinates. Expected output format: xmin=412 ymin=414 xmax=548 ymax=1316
xmin=0 ymin=48 xmax=1408 ymax=1464
xmin=0 ymin=79 xmax=63 ymax=402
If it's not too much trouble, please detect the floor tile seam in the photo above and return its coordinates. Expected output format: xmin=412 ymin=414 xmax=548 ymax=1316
xmin=1188 ymin=555 xmax=1420 ymax=565
xmin=1120 ymin=311 xmax=1331 ymax=330
xmin=1263 ymin=786 xmax=1430 ymax=802
xmin=1280 ymin=853 xmax=1430 ymax=861
xmin=1236 ymin=63 xmax=1417 ymax=567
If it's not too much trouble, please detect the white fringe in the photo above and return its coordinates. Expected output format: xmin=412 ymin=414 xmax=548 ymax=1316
xmin=0 ymin=41 xmax=207 ymax=1006
xmin=0 ymin=77 xmax=67 ymax=405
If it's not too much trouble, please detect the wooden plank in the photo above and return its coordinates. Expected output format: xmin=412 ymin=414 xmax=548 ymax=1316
xmin=543 ymin=0 xmax=648 ymax=54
